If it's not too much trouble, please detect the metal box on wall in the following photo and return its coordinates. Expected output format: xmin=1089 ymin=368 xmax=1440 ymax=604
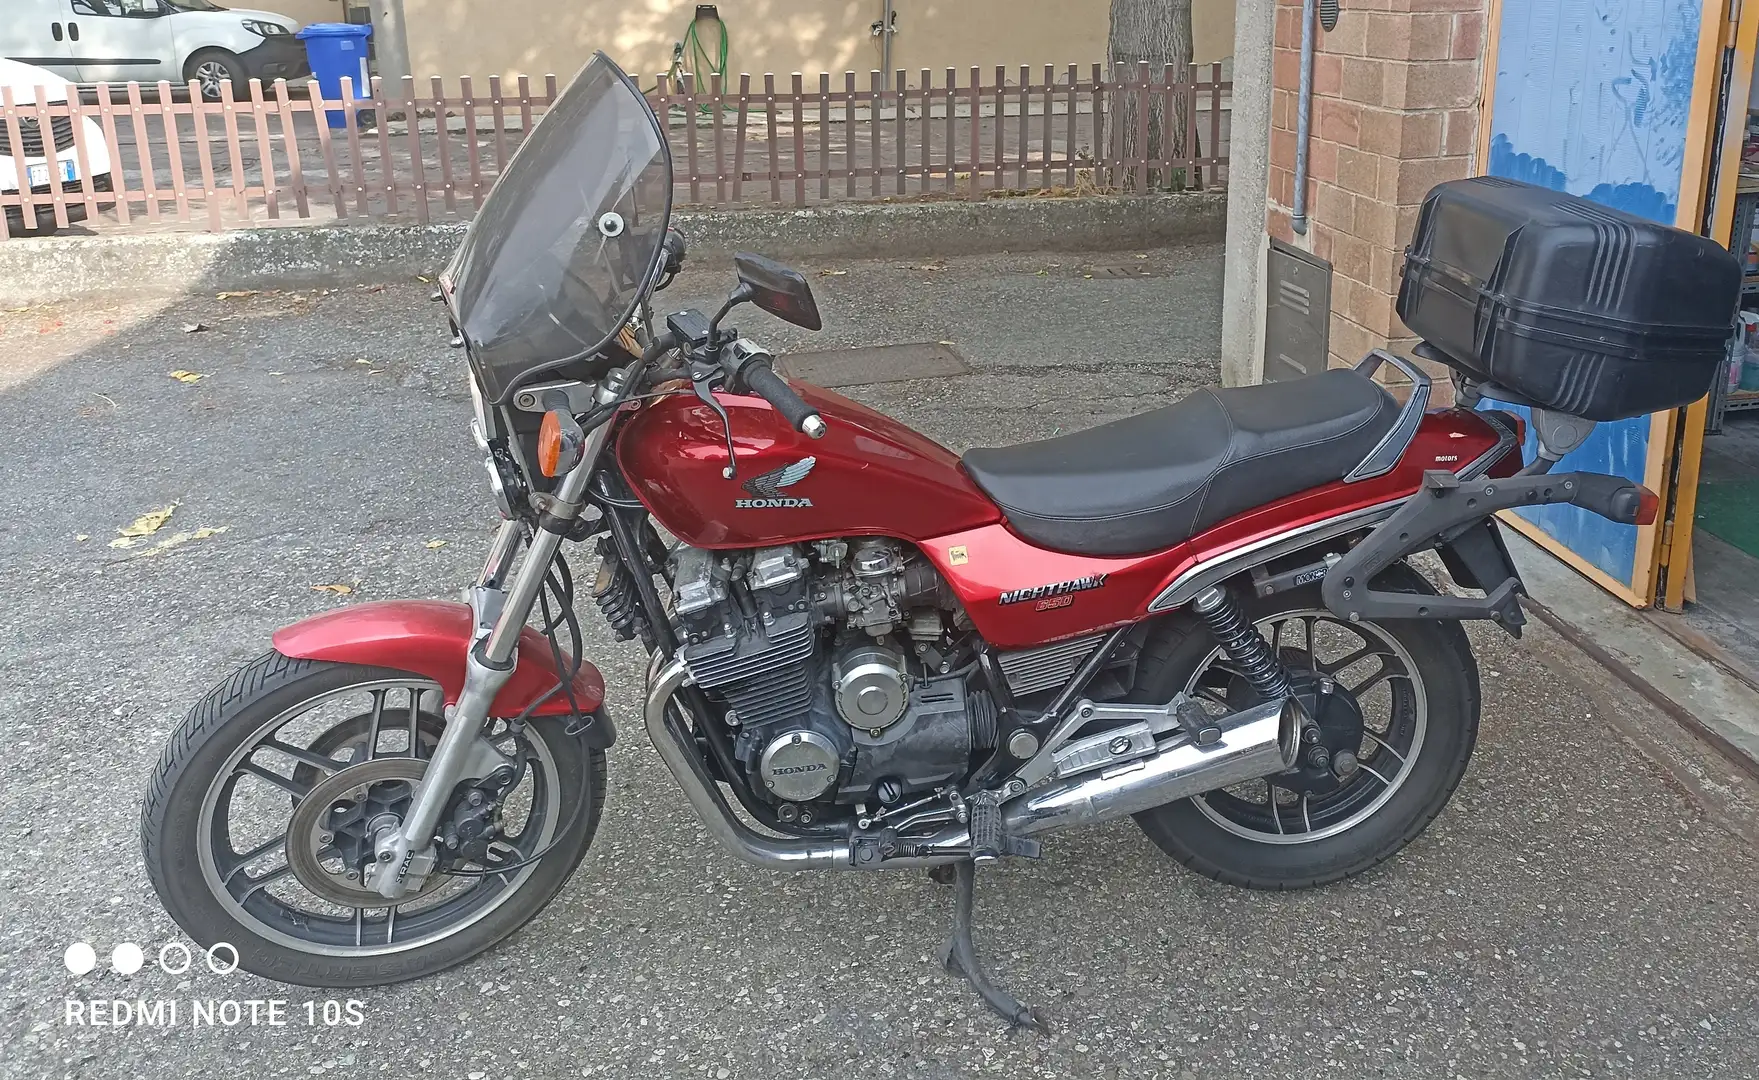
xmin=1263 ymin=239 xmax=1332 ymax=383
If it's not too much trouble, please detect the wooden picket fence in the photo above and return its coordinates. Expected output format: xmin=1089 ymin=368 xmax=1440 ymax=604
xmin=0 ymin=62 xmax=1229 ymax=238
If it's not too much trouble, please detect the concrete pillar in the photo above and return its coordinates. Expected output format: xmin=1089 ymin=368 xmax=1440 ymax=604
xmin=369 ymin=0 xmax=411 ymax=85
xmin=1220 ymin=0 xmax=1276 ymax=387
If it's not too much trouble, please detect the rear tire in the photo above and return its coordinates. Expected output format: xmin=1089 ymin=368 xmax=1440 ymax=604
xmin=142 ymin=651 xmax=606 ymax=987
xmin=1131 ymin=564 xmax=1479 ymax=890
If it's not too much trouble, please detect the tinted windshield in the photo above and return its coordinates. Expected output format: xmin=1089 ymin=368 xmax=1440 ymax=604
xmin=443 ymin=53 xmax=671 ymax=404
xmin=166 ymin=1 xmax=225 ymax=10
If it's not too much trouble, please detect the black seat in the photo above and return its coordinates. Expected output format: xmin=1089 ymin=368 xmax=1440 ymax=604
xmin=961 ymin=369 xmax=1399 ymax=556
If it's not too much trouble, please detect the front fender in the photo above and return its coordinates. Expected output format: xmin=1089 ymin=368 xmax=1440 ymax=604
xmin=272 ymin=600 xmax=613 ymax=746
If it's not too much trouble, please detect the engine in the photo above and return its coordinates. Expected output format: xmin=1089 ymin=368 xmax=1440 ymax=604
xmin=670 ymin=539 xmax=996 ymax=817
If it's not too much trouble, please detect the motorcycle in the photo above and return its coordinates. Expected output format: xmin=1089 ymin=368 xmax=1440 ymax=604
xmin=142 ymin=53 xmax=1719 ymax=1028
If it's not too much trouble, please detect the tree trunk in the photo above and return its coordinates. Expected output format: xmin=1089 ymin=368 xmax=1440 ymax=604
xmin=1107 ymin=0 xmax=1194 ymax=189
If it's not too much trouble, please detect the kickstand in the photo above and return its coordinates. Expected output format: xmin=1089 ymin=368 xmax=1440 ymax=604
xmin=936 ymin=860 xmax=1051 ymax=1033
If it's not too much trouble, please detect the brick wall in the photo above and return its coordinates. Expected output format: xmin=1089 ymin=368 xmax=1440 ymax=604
xmin=1266 ymin=0 xmax=1486 ymax=384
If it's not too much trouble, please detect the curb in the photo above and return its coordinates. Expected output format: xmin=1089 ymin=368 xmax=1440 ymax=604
xmin=1 ymin=193 xmax=1225 ymax=304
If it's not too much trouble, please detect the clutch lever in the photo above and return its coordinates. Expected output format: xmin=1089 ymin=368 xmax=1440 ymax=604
xmin=690 ymin=363 xmax=740 ymax=480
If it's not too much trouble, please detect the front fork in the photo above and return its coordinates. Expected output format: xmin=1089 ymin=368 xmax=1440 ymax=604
xmin=369 ymin=374 xmax=624 ymax=900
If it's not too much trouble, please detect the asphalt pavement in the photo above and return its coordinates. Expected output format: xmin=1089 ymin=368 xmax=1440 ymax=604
xmin=2 ymin=245 xmax=1757 ymax=1080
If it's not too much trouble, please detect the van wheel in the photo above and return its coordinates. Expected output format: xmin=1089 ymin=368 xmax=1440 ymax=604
xmin=186 ymin=50 xmax=246 ymax=101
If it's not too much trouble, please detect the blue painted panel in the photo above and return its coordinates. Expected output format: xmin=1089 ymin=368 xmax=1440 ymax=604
xmin=1480 ymin=399 xmax=1649 ymax=581
xmin=1483 ymin=0 xmax=1703 ymax=588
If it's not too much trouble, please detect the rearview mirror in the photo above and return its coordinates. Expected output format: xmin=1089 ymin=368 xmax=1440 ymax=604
xmin=732 ymin=252 xmax=822 ymax=331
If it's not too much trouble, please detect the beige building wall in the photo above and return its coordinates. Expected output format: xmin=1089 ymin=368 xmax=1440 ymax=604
xmin=402 ymin=1 xmax=1234 ymax=90
xmin=259 ymin=0 xmax=350 ymax=29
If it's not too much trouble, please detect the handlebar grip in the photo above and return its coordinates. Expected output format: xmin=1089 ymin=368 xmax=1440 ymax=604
xmin=1565 ymin=472 xmax=1656 ymax=525
xmin=743 ymin=361 xmax=826 ymax=439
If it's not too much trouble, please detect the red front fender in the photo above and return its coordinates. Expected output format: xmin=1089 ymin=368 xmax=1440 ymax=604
xmin=272 ymin=600 xmax=607 ymax=719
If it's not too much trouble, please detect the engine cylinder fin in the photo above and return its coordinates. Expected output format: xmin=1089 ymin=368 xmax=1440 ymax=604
xmin=682 ymin=611 xmax=817 ymax=729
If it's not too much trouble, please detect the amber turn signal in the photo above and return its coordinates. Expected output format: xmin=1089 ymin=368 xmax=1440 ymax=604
xmin=537 ymin=409 xmax=585 ymax=477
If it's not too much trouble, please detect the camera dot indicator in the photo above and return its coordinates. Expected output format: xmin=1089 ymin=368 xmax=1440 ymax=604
xmin=64 ymin=942 xmax=97 ymax=976
xmin=111 ymin=942 xmax=145 ymax=975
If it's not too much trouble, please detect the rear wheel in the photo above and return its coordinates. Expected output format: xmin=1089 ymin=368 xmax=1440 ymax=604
xmin=1132 ymin=564 xmax=1479 ymax=889
xmin=142 ymin=652 xmax=605 ymax=987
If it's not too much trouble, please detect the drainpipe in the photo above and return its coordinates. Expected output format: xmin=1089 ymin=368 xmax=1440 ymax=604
xmin=1291 ymin=0 xmax=1318 ymax=235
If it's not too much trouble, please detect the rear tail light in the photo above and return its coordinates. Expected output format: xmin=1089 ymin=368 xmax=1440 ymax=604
xmin=1634 ymin=485 xmax=1660 ymax=526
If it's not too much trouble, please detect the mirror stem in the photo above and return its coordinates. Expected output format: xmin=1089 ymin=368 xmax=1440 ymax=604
xmin=707 ymin=283 xmax=755 ymax=344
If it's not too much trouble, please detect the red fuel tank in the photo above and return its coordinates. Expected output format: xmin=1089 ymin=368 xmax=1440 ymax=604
xmin=616 ymin=383 xmax=1003 ymax=549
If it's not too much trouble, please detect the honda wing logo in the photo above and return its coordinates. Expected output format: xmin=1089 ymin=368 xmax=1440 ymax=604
xmin=736 ymin=456 xmax=816 ymax=508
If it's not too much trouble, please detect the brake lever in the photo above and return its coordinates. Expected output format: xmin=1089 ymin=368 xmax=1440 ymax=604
xmin=691 ymin=369 xmax=740 ymax=480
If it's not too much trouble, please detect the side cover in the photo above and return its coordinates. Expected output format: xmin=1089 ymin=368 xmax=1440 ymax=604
xmin=273 ymin=600 xmax=612 ymax=739
xmin=617 ymin=382 xmax=1002 ymax=548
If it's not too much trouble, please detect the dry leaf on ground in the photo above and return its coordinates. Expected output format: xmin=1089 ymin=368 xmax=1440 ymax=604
xmin=216 ymin=290 xmax=258 ymax=299
xmin=425 ymin=540 xmax=448 ymax=549
xmin=168 ymin=370 xmax=206 ymax=383
xmin=114 ymin=505 xmax=175 ymax=542
xmin=311 ymin=583 xmax=354 ymax=595
xmin=123 ymin=526 xmax=229 ymax=557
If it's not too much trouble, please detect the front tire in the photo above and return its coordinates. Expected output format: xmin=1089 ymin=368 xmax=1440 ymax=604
xmin=142 ymin=651 xmax=605 ymax=987
xmin=1132 ymin=563 xmax=1479 ymax=889
xmin=184 ymin=49 xmax=246 ymax=102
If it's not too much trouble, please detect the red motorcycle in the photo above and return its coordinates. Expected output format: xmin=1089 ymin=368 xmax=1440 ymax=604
xmin=142 ymin=55 xmax=1734 ymax=1026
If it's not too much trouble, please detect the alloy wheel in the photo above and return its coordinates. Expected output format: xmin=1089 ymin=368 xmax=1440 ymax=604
xmin=1183 ymin=609 xmax=1428 ymax=844
xmin=194 ymin=679 xmax=564 ymax=956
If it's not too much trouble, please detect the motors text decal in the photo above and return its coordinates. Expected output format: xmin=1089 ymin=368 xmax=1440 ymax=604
xmin=998 ymin=573 xmax=1108 ymax=606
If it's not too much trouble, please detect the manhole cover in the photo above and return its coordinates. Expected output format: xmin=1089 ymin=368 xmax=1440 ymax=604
xmin=777 ymin=342 xmax=970 ymax=389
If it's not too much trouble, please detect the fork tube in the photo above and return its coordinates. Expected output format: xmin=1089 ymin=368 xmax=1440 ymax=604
xmin=482 ymin=424 xmax=610 ymax=664
xmin=479 ymin=518 xmax=523 ymax=589
xmin=377 ymin=373 xmax=629 ymax=900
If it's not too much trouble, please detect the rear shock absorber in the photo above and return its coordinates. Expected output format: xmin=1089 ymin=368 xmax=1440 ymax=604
xmin=1193 ymin=585 xmax=1331 ymax=770
xmin=1190 ymin=585 xmax=1293 ymax=701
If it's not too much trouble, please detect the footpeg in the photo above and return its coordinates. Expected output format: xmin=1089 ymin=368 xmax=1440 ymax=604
xmin=968 ymin=791 xmax=1040 ymax=863
xmin=1174 ymin=698 xmax=1222 ymax=746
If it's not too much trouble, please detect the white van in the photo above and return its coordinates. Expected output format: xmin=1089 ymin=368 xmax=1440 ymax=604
xmin=0 ymin=0 xmax=306 ymax=101
xmin=0 ymin=58 xmax=113 ymax=236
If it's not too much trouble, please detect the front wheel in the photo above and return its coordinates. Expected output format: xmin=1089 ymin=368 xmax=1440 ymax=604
xmin=142 ymin=652 xmax=605 ymax=987
xmin=184 ymin=49 xmax=246 ymax=102
xmin=1132 ymin=563 xmax=1479 ymax=889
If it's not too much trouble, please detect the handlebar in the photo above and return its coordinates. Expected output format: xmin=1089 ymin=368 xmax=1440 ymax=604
xmin=741 ymin=358 xmax=826 ymax=439
xmin=712 ymin=337 xmax=825 ymax=439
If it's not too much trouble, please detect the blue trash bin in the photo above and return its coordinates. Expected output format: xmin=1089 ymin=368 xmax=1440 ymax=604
xmin=296 ymin=23 xmax=374 ymax=129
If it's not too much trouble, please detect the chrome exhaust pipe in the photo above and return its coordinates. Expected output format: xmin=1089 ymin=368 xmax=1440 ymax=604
xmin=645 ymin=654 xmax=850 ymax=869
xmin=646 ymin=654 xmax=1302 ymax=870
xmin=1003 ymin=696 xmax=1302 ymax=836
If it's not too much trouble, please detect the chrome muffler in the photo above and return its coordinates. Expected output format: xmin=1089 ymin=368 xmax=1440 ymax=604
xmin=644 ymin=655 xmax=1302 ymax=870
xmin=1002 ymin=696 xmax=1302 ymax=837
